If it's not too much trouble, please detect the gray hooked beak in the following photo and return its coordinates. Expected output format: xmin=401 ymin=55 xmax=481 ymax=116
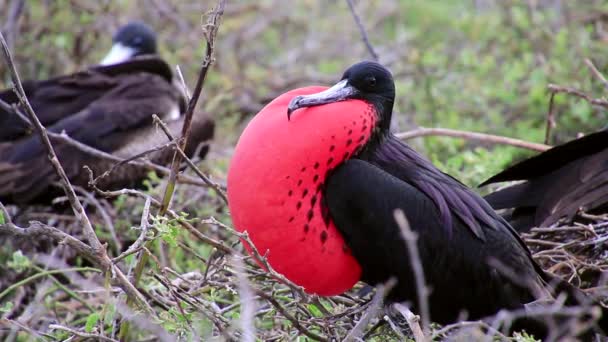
xmin=100 ymin=43 xmax=137 ymax=66
xmin=287 ymin=80 xmax=358 ymax=120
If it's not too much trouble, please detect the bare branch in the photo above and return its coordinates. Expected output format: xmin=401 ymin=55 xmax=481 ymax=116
xmin=345 ymin=0 xmax=379 ymax=61
xmin=153 ymin=115 xmax=228 ymax=204
xmin=395 ymin=127 xmax=552 ymax=152
xmin=343 ymin=279 xmax=396 ymax=342
xmin=394 ymin=210 xmax=430 ymax=335
xmin=49 ymin=324 xmax=119 ymax=342
xmin=159 ymin=0 xmax=226 ymax=214
xmin=584 ymin=58 xmax=608 ymax=91
xmin=0 ymin=29 xmax=102 ymax=252
xmin=547 ymin=83 xmax=608 ymax=110
xmin=392 ymin=303 xmax=427 ymax=342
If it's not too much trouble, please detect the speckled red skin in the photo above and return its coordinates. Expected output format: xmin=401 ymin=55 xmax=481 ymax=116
xmin=227 ymin=86 xmax=377 ymax=296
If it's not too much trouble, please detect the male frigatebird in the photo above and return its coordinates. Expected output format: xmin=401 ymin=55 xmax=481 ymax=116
xmin=228 ymin=61 xmax=607 ymax=334
xmin=481 ymin=129 xmax=608 ymax=232
xmin=0 ymin=23 xmax=214 ymax=204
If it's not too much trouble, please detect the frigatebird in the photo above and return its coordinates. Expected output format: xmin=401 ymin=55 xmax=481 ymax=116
xmin=0 ymin=23 xmax=214 ymax=204
xmin=228 ymin=61 xmax=607 ymax=335
xmin=481 ymin=129 xmax=608 ymax=232
xmin=0 ymin=21 xmax=160 ymax=141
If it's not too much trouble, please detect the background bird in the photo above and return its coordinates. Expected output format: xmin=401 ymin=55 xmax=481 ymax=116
xmin=0 ymin=22 xmax=214 ymax=204
xmin=481 ymin=128 xmax=608 ymax=232
xmin=228 ymin=61 xmax=608 ymax=337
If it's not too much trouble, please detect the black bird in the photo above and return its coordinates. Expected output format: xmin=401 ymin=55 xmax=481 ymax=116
xmin=229 ymin=61 xmax=608 ymax=338
xmin=0 ymin=24 xmax=214 ymax=204
xmin=481 ymin=129 xmax=608 ymax=232
xmin=0 ymin=21 xmax=160 ymax=141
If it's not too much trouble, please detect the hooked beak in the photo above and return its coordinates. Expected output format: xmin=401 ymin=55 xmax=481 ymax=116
xmin=100 ymin=43 xmax=137 ymax=66
xmin=287 ymin=80 xmax=358 ymax=120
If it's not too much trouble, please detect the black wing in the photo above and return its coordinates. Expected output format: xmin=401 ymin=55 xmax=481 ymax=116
xmin=482 ymin=129 xmax=608 ymax=231
xmin=324 ymin=159 xmax=546 ymax=324
xmin=0 ymin=71 xmax=184 ymax=203
xmin=480 ymin=129 xmax=608 ymax=185
xmin=0 ymin=56 xmax=176 ymax=141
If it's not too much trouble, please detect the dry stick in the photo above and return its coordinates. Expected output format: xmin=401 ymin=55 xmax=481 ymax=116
xmin=584 ymin=58 xmax=608 ymax=91
xmin=253 ymin=289 xmax=328 ymax=342
xmin=123 ymin=2 xmax=225 ymax=330
xmin=0 ymin=30 xmax=154 ymax=315
xmin=159 ymin=0 xmax=226 ymax=215
xmin=153 ymin=115 xmax=228 ymax=203
xmin=49 ymin=324 xmax=119 ymax=342
xmin=392 ymin=303 xmax=427 ymax=342
xmin=544 ymin=91 xmax=557 ymax=145
xmin=231 ymin=254 xmax=257 ymax=342
xmin=395 ymin=127 xmax=552 ymax=152
xmin=394 ymin=210 xmax=430 ymax=336
xmin=343 ymin=279 xmax=396 ymax=342
xmin=202 ymin=217 xmax=307 ymax=297
xmin=345 ymin=0 xmax=379 ymax=61
xmin=547 ymin=84 xmax=608 ymax=110
xmin=0 ymin=30 xmax=101 ymax=253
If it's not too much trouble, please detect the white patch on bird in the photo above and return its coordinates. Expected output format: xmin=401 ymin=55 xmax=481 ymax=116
xmin=168 ymin=105 xmax=181 ymax=120
xmin=100 ymin=43 xmax=137 ymax=65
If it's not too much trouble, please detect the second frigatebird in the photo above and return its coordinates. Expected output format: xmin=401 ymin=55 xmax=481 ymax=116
xmin=228 ymin=61 xmax=607 ymax=334
xmin=481 ymin=129 xmax=608 ymax=232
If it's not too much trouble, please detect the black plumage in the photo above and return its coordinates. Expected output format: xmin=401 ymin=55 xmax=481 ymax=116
xmin=288 ymin=61 xmax=607 ymax=335
xmin=481 ymin=129 xmax=608 ymax=232
xmin=0 ymin=37 xmax=214 ymax=204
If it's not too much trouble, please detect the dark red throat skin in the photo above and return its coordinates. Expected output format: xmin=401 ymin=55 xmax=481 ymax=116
xmin=228 ymin=86 xmax=377 ymax=295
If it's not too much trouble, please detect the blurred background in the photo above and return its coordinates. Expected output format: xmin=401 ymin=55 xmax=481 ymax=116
xmin=2 ymin=0 xmax=607 ymax=187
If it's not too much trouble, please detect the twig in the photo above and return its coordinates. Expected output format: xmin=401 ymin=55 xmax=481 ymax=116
xmin=345 ymin=0 xmax=379 ymax=61
xmin=202 ymin=217 xmax=307 ymax=297
xmin=0 ymin=266 xmax=101 ymax=301
xmin=547 ymin=84 xmax=608 ymax=110
xmin=254 ymin=289 xmax=328 ymax=342
xmin=394 ymin=209 xmax=430 ymax=335
xmin=153 ymin=115 xmax=228 ymax=204
xmin=343 ymin=279 xmax=396 ymax=342
xmin=49 ymin=324 xmax=119 ymax=342
xmin=159 ymin=0 xmax=226 ymax=215
xmin=232 ymin=254 xmax=257 ymax=342
xmin=395 ymin=127 xmax=551 ymax=152
xmin=0 ymin=29 xmax=102 ymax=252
xmin=584 ymin=58 xmax=608 ymax=91
xmin=544 ymin=91 xmax=557 ymax=145
xmin=392 ymin=303 xmax=427 ymax=342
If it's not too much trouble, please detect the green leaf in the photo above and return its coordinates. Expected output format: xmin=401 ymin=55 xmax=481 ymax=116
xmin=307 ymin=304 xmax=323 ymax=318
xmin=85 ymin=312 xmax=100 ymax=333
xmin=103 ymin=302 xmax=116 ymax=325
xmin=0 ymin=211 xmax=4 ymax=225
xmin=7 ymin=251 xmax=31 ymax=272
xmin=0 ymin=301 xmax=14 ymax=313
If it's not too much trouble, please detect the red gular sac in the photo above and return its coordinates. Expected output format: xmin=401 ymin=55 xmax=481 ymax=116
xmin=228 ymin=86 xmax=377 ymax=295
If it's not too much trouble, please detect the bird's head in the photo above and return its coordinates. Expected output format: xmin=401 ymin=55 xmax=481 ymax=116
xmin=287 ymin=61 xmax=395 ymax=131
xmin=100 ymin=21 xmax=158 ymax=66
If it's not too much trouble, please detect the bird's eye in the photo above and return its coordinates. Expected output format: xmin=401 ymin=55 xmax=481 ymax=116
xmin=366 ymin=76 xmax=376 ymax=87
